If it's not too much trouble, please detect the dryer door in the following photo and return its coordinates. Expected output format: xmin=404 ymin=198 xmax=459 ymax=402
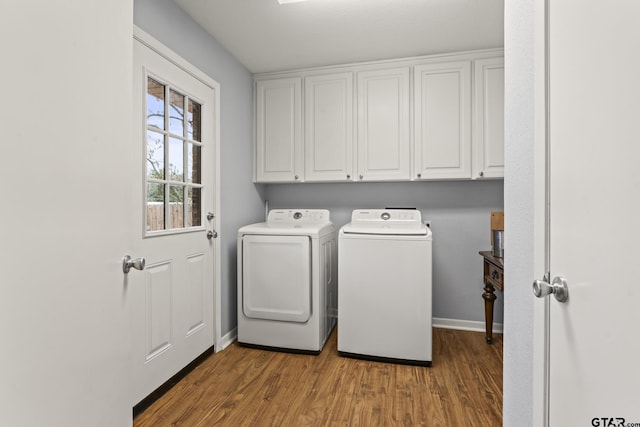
xmin=242 ymin=234 xmax=311 ymax=322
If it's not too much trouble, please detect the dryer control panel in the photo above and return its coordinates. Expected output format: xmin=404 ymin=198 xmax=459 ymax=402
xmin=267 ymin=209 xmax=331 ymax=225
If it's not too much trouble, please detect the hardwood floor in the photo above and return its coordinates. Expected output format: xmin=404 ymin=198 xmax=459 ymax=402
xmin=134 ymin=328 xmax=503 ymax=426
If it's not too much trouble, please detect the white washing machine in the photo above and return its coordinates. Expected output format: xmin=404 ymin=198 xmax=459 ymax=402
xmin=237 ymin=209 xmax=337 ymax=353
xmin=338 ymin=209 xmax=432 ymax=366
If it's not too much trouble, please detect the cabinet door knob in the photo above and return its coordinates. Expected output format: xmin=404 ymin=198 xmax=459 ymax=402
xmin=346 ymin=174 xmax=351 ymax=179
xmin=359 ymin=174 xmax=363 ymax=180
xmin=417 ymin=173 xmax=422 ymax=178
xmin=294 ymin=175 xmax=299 ymax=180
xmin=479 ymin=171 xmax=484 ymax=177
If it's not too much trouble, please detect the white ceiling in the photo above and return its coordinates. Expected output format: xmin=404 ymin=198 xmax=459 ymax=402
xmin=174 ymin=0 xmax=504 ymax=74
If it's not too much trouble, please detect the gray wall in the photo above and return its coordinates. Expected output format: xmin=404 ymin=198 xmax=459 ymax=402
xmin=134 ymin=0 xmax=264 ymax=336
xmin=504 ymin=0 xmax=535 ymax=425
xmin=266 ymin=180 xmax=504 ymax=324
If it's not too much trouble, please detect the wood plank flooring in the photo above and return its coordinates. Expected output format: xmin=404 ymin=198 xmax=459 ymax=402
xmin=134 ymin=328 xmax=503 ymax=426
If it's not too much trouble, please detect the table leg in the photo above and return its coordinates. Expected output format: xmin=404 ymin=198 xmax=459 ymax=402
xmin=483 ymin=282 xmax=497 ymax=344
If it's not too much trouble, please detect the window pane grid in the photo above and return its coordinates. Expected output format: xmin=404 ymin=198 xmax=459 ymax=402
xmin=145 ymin=76 xmax=203 ymax=234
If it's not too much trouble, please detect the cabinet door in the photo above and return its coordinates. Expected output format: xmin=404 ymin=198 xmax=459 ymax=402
xmin=357 ymin=67 xmax=411 ymax=181
xmin=255 ymin=78 xmax=302 ymax=182
xmin=304 ymin=73 xmax=354 ymax=181
xmin=473 ymin=57 xmax=504 ymax=179
xmin=414 ymin=61 xmax=472 ymax=180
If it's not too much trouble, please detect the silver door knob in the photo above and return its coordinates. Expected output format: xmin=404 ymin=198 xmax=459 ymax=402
xmin=532 ymin=276 xmax=569 ymax=303
xmin=123 ymin=255 xmax=145 ymax=274
xmin=207 ymin=212 xmax=215 ymax=221
xmin=207 ymin=230 xmax=218 ymax=240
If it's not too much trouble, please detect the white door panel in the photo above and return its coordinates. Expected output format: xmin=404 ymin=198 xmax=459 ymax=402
xmin=304 ymin=73 xmax=354 ymax=181
xmin=186 ymin=253 xmax=207 ymax=335
xmin=255 ymin=78 xmax=302 ymax=182
xmin=414 ymin=61 xmax=471 ymax=179
xmin=473 ymin=57 xmax=504 ymax=179
xmin=357 ymin=68 xmax=411 ymax=181
xmin=132 ymin=32 xmax=219 ymax=405
xmin=538 ymin=0 xmax=640 ymax=424
xmin=145 ymin=262 xmax=173 ymax=360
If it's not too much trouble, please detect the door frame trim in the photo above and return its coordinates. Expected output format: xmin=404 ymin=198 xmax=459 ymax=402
xmin=133 ymin=26 xmax=223 ymax=351
xmin=532 ymin=0 xmax=550 ymax=425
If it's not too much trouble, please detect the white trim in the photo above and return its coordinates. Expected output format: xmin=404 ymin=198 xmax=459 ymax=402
xmin=217 ymin=328 xmax=238 ymax=352
xmin=533 ymin=0 xmax=550 ymax=424
xmin=432 ymin=317 xmax=503 ymax=334
xmin=216 ymin=321 xmax=497 ymax=351
xmin=134 ymin=27 xmax=219 ymax=90
xmin=133 ymin=25 xmax=223 ymax=357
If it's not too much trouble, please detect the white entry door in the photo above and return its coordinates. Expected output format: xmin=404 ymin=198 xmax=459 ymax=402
xmin=131 ymin=30 xmax=220 ymax=405
xmin=537 ymin=0 xmax=640 ymax=424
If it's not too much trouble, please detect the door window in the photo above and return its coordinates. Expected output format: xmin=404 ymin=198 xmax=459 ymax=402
xmin=145 ymin=77 xmax=202 ymax=233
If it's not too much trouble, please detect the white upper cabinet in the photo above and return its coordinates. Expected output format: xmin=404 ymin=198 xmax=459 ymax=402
xmin=473 ymin=57 xmax=504 ymax=179
xmin=304 ymin=73 xmax=354 ymax=182
xmin=255 ymin=77 xmax=302 ymax=182
xmin=356 ymin=67 xmax=411 ymax=181
xmin=414 ymin=61 xmax=472 ymax=180
xmin=253 ymin=49 xmax=504 ymax=183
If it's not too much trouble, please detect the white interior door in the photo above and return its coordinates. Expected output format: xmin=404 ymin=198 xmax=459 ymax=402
xmin=1 ymin=2 xmax=134 ymax=426
xmin=132 ymin=30 xmax=220 ymax=405
xmin=538 ymin=0 xmax=640 ymax=424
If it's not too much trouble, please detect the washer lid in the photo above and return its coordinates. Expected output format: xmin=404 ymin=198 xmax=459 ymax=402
xmin=342 ymin=209 xmax=428 ymax=235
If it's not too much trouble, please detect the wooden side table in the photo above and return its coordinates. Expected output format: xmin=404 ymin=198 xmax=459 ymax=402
xmin=479 ymin=251 xmax=504 ymax=344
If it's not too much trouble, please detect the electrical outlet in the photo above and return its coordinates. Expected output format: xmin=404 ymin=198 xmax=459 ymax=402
xmin=424 ymin=220 xmax=432 ymax=228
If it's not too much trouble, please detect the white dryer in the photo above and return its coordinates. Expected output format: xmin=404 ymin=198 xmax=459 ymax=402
xmin=338 ymin=209 xmax=432 ymax=366
xmin=237 ymin=209 xmax=337 ymax=353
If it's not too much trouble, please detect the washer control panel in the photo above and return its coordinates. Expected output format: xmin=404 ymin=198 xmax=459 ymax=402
xmin=351 ymin=209 xmax=422 ymax=226
xmin=344 ymin=209 xmax=428 ymax=235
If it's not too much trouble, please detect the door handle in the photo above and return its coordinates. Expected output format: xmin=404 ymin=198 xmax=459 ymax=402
xmin=123 ymin=255 xmax=145 ymax=274
xmin=532 ymin=275 xmax=569 ymax=303
xmin=207 ymin=230 xmax=218 ymax=240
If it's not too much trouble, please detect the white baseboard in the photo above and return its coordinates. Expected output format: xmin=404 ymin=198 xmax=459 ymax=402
xmin=216 ymin=327 xmax=237 ymax=352
xmin=433 ymin=317 xmax=503 ymax=334
xmin=217 ymin=320 xmax=500 ymax=352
